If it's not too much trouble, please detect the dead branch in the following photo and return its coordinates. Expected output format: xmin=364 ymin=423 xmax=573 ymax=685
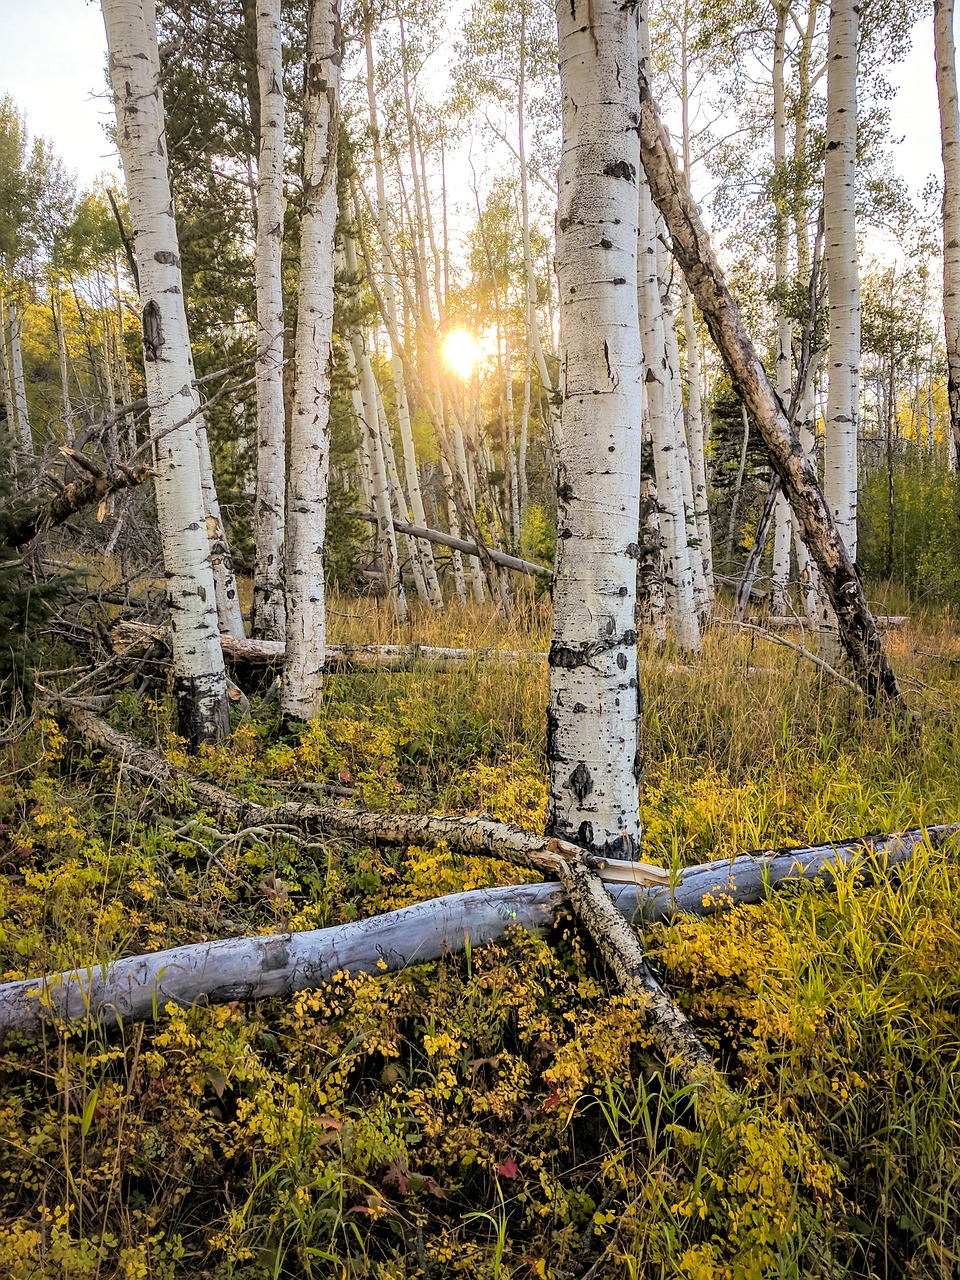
xmin=8 ymin=459 xmax=152 ymax=549
xmin=353 ymin=510 xmax=552 ymax=578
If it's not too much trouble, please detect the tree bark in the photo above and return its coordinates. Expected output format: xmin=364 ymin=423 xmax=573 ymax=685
xmin=821 ymin=0 xmax=861 ymax=656
xmin=9 ymin=456 xmax=151 ymax=548
xmin=362 ymin=23 xmax=443 ymax=611
xmin=282 ymin=0 xmax=341 ymax=723
xmin=636 ymin=61 xmax=907 ymax=714
xmin=101 ymin=0 xmax=230 ymax=746
xmin=251 ymin=0 xmax=287 ymax=642
xmin=548 ymin=0 xmax=644 ymax=859
xmin=346 ymin=332 xmax=409 ymax=619
xmin=936 ymin=0 xmax=960 ymax=470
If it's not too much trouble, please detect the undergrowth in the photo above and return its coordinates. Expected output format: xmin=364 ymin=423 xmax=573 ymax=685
xmin=1 ymin=598 xmax=960 ymax=1277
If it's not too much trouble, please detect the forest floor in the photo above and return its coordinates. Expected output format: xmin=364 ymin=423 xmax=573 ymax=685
xmin=2 ymin=589 xmax=960 ymax=1279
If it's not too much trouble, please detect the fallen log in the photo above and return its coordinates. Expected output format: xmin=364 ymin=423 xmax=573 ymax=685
xmin=354 ymin=510 xmax=552 ymax=578
xmin=1 ymin=821 xmax=955 ymax=1043
xmin=556 ymin=857 xmax=725 ymax=1094
xmin=219 ymin=634 xmax=548 ymax=670
xmin=763 ymin=615 xmax=909 ymax=631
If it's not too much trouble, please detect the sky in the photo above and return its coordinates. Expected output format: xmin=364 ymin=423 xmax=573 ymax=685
xmin=0 ymin=1 xmax=950 ymax=224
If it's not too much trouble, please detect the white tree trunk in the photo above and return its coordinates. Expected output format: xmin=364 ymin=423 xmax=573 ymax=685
xmin=196 ymin=421 xmax=246 ymax=638
xmin=637 ymin=85 xmax=699 ymax=652
xmin=53 ymin=284 xmax=76 ymax=444
xmin=347 ymin=335 xmax=408 ymax=618
xmin=251 ymin=0 xmax=287 ymax=642
xmin=548 ymin=0 xmax=644 ymax=858
xmin=0 ymin=296 xmax=15 ymax=444
xmin=8 ymin=294 xmax=32 ymax=458
xmin=682 ymin=287 xmax=713 ymax=606
xmin=363 ymin=26 xmax=443 ymax=611
xmin=936 ymin=0 xmax=960 ymax=469
xmin=794 ymin=389 xmax=822 ymax=629
xmin=439 ymin=451 xmax=468 ymax=604
xmin=770 ymin=3 xmax=793 ymax=618
xmin=659 ymin=249 xmax=709 ymax=617
xmin=101 ymin=0 xmax=229 ymax=745
xmin=821 ymin=0 xmax=861 ymax=652
xmin=282 ymin=0 xmax=341 ymax=723
xmin=371 ymin=351 xmax=428 ymax=612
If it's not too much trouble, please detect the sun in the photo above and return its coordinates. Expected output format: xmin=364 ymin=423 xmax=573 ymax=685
xmin=441 ymin=328 xmax=484 ymax=379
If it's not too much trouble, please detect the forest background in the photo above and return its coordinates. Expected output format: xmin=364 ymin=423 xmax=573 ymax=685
xmin=3 ymin=0 xmax=960 ymax=1278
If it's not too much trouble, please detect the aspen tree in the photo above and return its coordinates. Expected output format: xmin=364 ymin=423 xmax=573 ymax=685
xmin=251 ymin=0 xmax=287 ymax=642
xmin=282 ymin=0 xmax=341 ymax=723
xmin=0 ymin=298 xmax=15 ymax=443
xmin=676 ymin=3 xmax=713 ymax=613
xmin=935 ymin=0 xmax=960 ymax=469
xmin=346 ymin=335 xmax=408 ymax=618
xmin=821 ymin=0 xmax=861 ymax=651
xmin=101 ymin=0 xmax=229 ymax=745
xmin=770 ymin=2 xmax=793 ymax=617
xmin=362 ymin=21 xmax=443 ymax=610
xmin=659 ymin=236 xmax=709 ymax=616
xmin=637 ymin=55 xmax=907 ymax=712
xmin=547 ymin=0 xmax=644 ymax=857
xmin=7 ymin=294 xmax=31 ymax=457
xmin=637 ymin=18 xmax=699 ymax=653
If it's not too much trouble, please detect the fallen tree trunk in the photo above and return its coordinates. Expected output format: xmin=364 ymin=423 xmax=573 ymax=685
xmin=218 ymin=634 xmax=548 ymax=670
xmin=110 ymin=623 xmax=548 ymax=671
xmin=354 ymin=510 xmax=552 ymax=578
xmin=764 ymin=614 xmax=908 ymax=631
xmin=1 ymin=819 xmax=955 ymax=1043
xmin=638 ymin=71 xmax=908 ymax=715
xmin=10 ymin=456 xmax=152 ymax=548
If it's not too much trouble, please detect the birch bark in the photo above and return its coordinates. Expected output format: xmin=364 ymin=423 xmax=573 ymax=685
xmin=637 ymin=67 xmax=906 ymax=712
xmin=347 ymin=335 xmax=408 ymax=618
xmin=282 ymin=0 xmax=341 ymax=723
xmin=936 ymin=0 xmax=960 ymax=470
xmin=251 ymin=0 xmax=287 ymax=642
xmin=0 ymin=298 xmax=15 ymax=447
xmin=548 ymin=0 xmax=644 ymax=858
xmin=53 ymin=284 xmax=76 ymax=444
xmin=101 ymin=0 xmax=229 ymax=746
